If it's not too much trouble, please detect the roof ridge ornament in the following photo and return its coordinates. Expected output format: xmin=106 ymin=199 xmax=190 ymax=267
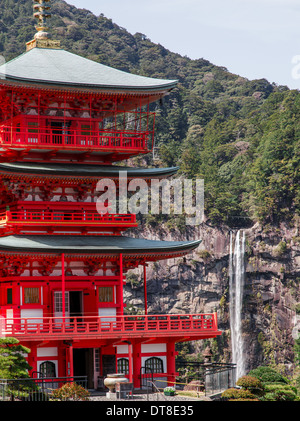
xmin=26 ymin=0 xmax=61 ymax=51
xmin=34 ymin=0 xmax=52 ymax=40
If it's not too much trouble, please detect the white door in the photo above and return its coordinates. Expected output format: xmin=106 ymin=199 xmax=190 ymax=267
xmin=54 ymin=291 xmax=70 ymax=323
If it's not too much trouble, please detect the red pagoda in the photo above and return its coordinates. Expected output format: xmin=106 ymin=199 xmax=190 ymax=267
xmin=0 ymin=1 xmax=221 ymax=390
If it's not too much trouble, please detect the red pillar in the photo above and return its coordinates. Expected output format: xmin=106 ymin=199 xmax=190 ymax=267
xmin=28 ymin=343 xmax=37 ymax=377
xmin=69 ymin=343 xmax=74 ymax=378
xmin=119 ymin=253 xmax=124 ymax=315
xmin=132 ymin=342 xmax=141 ymax=389
xmin=61 ymin=253 xmax=65 ymax=319
xmin=143 ymin=264 xmax=147 ymax=315
xmin=166 ymin=342 xmax=176 ymax=387
xmin=128 ymin=343 xmax=133 ymax=384
xmin=58 ymin=346 xmax=65 ymax=377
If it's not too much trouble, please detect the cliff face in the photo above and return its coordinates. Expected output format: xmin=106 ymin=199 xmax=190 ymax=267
xmin=124 ymin=220 xmax=300 ymax=376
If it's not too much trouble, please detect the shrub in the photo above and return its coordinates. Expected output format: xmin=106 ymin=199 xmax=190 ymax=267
xmin=263 ymin=383 xmax=297 ymax=401
xmin=264 ymin=389 xmax=297 ymax=401
xmin=248 ymin=366 xmax=288 ymax=384
xmin=221 ymin=388 xmax=241 ymax=400
xmin=222 ymin=387 xmax=257 ymax=400
xmin=236 ymin=375 xmax=264 ymax=396
xmin=51 ymin=382 xmax=90 ymax=401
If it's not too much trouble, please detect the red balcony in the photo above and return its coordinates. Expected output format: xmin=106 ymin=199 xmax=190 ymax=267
xmin=0 ymin=314 xmax=221 ymax=342
xmin=0 ymin=126 xmax=151 ymax=152
xmin=0 ymin=209 xmax=137 ymax=235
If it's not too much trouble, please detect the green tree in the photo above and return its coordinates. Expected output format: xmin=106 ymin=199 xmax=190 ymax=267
xmin=0 ymin=337 xmax=31 ymax=379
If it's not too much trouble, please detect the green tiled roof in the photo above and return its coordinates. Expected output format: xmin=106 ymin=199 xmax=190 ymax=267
xmin=0 ymin=162 xmax=179 ymax=178
xmin=0 ymin=235 xmax=201 ymax=255
xmin=0 ymin=47 xmax=177 ymax=92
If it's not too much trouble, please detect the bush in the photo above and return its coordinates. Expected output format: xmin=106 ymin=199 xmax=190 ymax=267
xmin=248 ymin=366 xmax=288 ymax=384
xmin=263 ymin=383 xmax=297 ymax=401
xmin=51 ymin=383 xmax=90 ymax=401
xmin=264 ymin=389 xmax=297 ymax=401
xmin=221 ymin=388 xmax=241 ymax=399
xmin=236 ymin=375 xmax=264 ymax=396
xmin=221 ymin=387 xmax=257 ymax=400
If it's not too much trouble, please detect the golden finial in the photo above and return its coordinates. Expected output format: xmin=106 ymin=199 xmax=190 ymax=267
xmin=33 ymin=0 xmax=52 ymax=40
xmin=26 ymin=0 xmax=61 ymax=51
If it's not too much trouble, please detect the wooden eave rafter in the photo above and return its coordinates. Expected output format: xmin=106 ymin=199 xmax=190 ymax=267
xmin=0 ymin=170 xmax=172 ymax=184
xmin=0 ymin=248 xmax=195 ymax=267
xmin=0 ymin=79 xmax=169 ymax=104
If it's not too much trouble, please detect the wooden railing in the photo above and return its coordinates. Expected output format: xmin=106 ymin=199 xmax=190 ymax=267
xmin=0 ymin=126 xmax=151 ymax=152
xmin=0 ymin=314 xmax=220 ymax=340
xmin=0 ymin=210 xmax=137 ymax=226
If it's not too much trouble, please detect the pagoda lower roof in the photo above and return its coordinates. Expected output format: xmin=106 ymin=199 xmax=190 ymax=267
xmin=0 ymin=235 xmax=200 ymax=257
xmin=0 ymin=47 xmax=177 ymax=94
xmin=0 ymin=162 xmax=179 ymax=179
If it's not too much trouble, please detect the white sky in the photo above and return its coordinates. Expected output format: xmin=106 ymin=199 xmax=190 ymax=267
xmin=67 ymin=0 xmax=300 ymax=89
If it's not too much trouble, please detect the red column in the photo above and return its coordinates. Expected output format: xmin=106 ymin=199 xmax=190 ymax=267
xmin=128 ymin=342 xmax=133 ymax=383
xmin=119 ymin=254 xmax=124 ymax=315
xmin=28 ymin=344 xmax=37 ymax=377
xmin=58 ymin=346 xmax=65 ymax=377
xmin=69 ymin=343 xmax=74 ymax=379
xmin=61 ymin=253 xmax=65 ymax=319
xmin=132 ymin=342 xmax=141 ymax=389
xmin=143 ymin=264 xmax=147 ymax=315
xmin=166 ymin=342 xmax=176 ymax=387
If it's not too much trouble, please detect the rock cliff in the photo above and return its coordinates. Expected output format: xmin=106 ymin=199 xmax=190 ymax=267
xmin=124 ymin=219 xmax=300 ymax=376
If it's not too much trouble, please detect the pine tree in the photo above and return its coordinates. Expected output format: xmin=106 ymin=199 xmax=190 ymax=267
xmin=0 ymin=337 xmax=31 ymax=379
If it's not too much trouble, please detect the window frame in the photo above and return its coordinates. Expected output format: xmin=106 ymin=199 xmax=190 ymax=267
xmin=145 ymin=357 xmax=164 ymax=374
xmin=98 ymin=286 xmax=114 ymax=304
xmin=117 ymin=358 xmax=129 ymax=375
xmin=6 ymin=288 xmax=13 ymax=305
xmin=39 ymin=361 xmax=56 ymax=378
xmin=23 ymin=287 xmax=41 ymax=305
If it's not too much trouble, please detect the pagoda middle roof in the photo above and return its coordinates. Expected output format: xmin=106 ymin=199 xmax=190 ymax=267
xmin=0 ymin=47 xmax=177 ymax=93
xmin=0 ymin=235 xmax=201 ymax=256
xmin=0 ymin=162 xmax=179 ymax=179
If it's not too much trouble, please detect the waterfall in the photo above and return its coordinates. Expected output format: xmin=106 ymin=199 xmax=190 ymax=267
xmin=229 ymin=230 xmax=246 ymax=382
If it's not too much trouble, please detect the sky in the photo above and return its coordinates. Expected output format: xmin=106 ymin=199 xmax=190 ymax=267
xmin=67 ymin=0 xmax=300 ymax=89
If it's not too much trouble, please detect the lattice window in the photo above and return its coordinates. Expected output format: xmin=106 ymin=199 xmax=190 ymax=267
xmin=81 ymin=124 xmax=91 ymax=136
xmin=24 ymin=287 xmax=40 ymax=304
xmin=98 ymin=287 xmax=114 ymax=303
xmin=28 ymin=121 xmax=38 ymax=134
xmin=54 ymin=291 xmax=69 ymax=313
xmin=40 ymin=361 xmax=56 ymax=378
xmin=117 ymin=358 xmax=129 ymax=375
xmin=145 ymin=357 xmax=164 ymax=373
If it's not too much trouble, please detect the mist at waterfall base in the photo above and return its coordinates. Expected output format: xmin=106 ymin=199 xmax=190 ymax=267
xmin=229 ymin=230 xmax=246 ymax=382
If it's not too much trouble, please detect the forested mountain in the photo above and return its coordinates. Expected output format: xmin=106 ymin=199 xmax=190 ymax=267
xmin=0 ymin=0 xmax=299 ymax=384
xmin=0 ymin=0 xmax=299 ymax=228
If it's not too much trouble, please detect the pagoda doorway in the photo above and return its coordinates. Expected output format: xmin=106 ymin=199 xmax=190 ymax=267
xmin=69 ymin=291 xmax=83 ymax=322
xmin=73 ymin=348 xmax=94 ymax=389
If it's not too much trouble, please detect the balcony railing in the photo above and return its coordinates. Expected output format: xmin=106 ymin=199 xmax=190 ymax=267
xmin=0 ymin=210 xmax=137 ymax=227
xmin=0 ymin=126 xmax=151 ymax=152
xmin=0 ymin=314 xmax=220 ymax=341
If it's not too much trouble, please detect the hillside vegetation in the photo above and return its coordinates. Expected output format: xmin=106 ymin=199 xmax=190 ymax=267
xmin=0 ymin=0 xmax=299 ymax=228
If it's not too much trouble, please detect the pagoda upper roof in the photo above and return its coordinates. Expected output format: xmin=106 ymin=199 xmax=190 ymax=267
xmin=0 ymin=47 xmax=177 ymax=93
xmin=0 ymin=234 xmax=201 ymax=257
xmin=0 ymin=162 xmax=179 ymax=179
